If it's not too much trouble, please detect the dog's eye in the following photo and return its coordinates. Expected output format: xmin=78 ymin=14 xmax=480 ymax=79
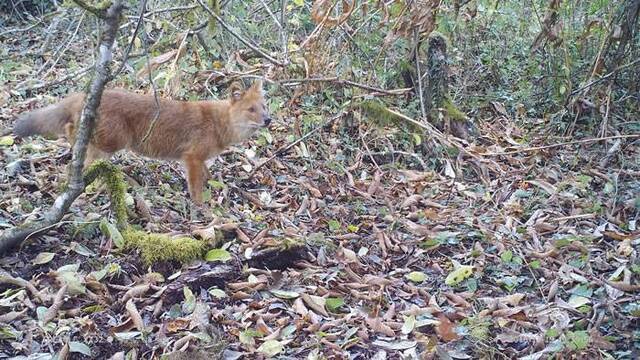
xmin=248 ymin=106 xmax=256 ymax=113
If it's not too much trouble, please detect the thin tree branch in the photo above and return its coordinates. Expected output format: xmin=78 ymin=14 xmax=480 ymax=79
xmin=569 ymin=58 xmax=640 ymax=96
xmin=481 ymin=134 xmax=640 ymax=156
xmin=257 ymin=0 xmax=282 ymax=29
xmin=140 ymin=27 xmax=166 ymax=144
xmin=111 ymin=0 xmax=148 ymax=80
xmin=249 ymin=111 xmax=346 ymax=176
xmin=280 ymin=77 xmax=411 ymax=96
xmin=0 ymin=18 xmax=45 ymax=37
xmin=414 ymin=30 xmax=428 ymax=120
xmin=0 ymin=0 xmax=125 ymax=254
xmin=17 ymin=65 xmax=93 ymax=91
xmin=195 ymin=0 xmax=285 ymax=66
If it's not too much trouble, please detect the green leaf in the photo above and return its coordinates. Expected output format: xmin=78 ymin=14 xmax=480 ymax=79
xmin=420 ymin=237 xmax=441 ymax=248
xmin=239 ymin=329 xmax=263 ymax=346
xmin=182 ymin=287 xmax=196 ymax=315
xmin=270 ymin=289 xmax=300 ymax=299
xmin=434 ymin=231 xmax=460 ymax=244
xmin=205 ymin=248 xmax=231 ymax=262
xmin=546 ymin=328 xmax=559 ymax=338
xmin=603 ymin=182 xmax=614 ymax=194
xmin=82 ymin=305 xmax=105 ymax=314
xmin=257 ymin=339 xmax=284 ymax=357
xmin=207 ymin=180 xmax=225 ymax=190
xmin=69 ymin=341 xmax=92 ymax=356
xmin=282 ymin=324 xmax=297 ymax=338
xmin=326 ymin=297 xmax=345 ymax=312
xmin=99 ymin=219 xmax=124 ymax=249
xmin=498 ymin=275 xmax=521 ymax=292
xmin=401 ymin=315 xmax=416 ymax=335
xmin=70 ymin=242 xmax=96 ymax=257
xmin=0 ymin=325 xmax=21 ymax=340
xmin=500 ymin=250 xmax=513 ymax=263
xmin=57 ymin=263 xmax=86 ymax=294
xmin=529 ymin=260 xmax=541 ymax=269
xmin=292 ymin=0 xmax=304 ymax=6
xmin=412 ymin=133 xmax=422 ymax=146
xmin=114 ymin=332 xmax=142 ymax=341
xmin=567 ymin=295 xmax=590 ymax=308
xmin=209 ymin=288 xmax=227 ymax=299
xmin=559 ymin=85 xmax=567 ymax=95
xmin=565 ymin=330 xmax=589 ymax=350
xmin=405 ymin=271 xmax=427 ymax=283
xmin=513 ymin=189 xmax=531 ymax=198
xmin=445 ymin=264 xmax=474 ymax=286
xmin=0 ymin=136 xmax=14 ymax=146
xmin=328 ymin=219 xmax=341 ymax=232
xmin=33 ymin=252 xmax=56 ymax=265
xmin=36 ymin=306 xmax=47 ymax=322
xmin=570 ymin=284 xmax=593 ymax=297
xmin=57 ymin=263 xmax=80 ymax=273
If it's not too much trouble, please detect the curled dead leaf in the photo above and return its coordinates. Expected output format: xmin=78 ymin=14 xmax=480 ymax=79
xmin=365 ymin=316 xmax=395 ymax=337
xmin=125 ymin=299 xmax=145 ymax=331
xmin=435 ymin=314 xmax=460 ymax=342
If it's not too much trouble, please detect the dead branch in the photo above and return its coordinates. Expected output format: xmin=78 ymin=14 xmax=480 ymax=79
xmin=111 ymin=0 xmax=148 ymax=80
xmin=482 ymin=134 xmax=640 ymax=156
xmin=0 ymin=0 xmax=125 ymax=254
xmin=280 ymin=77 xmax=411 ymax=96
xmin=569 ymin=58 xmax=640 ymax=97
xmin=0 ymin=269 xmax=47 ymax=303
xmin=43 ymin=284 xmax=68 ymax=324
xmin=17 ymin=65 xmax=93 ymax=91
xmin=250 ymin=111 xmax=345 ymax=175
xmin=195 ymin=0 xmax=285 ymax=66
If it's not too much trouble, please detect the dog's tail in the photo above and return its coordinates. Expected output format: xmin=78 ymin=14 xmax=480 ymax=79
xmin=13 ymin=97 xmax=77 ymax=139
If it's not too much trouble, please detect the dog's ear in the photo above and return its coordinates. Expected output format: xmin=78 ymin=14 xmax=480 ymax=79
xmin=229 ymin=82 xmax=244 ymax=102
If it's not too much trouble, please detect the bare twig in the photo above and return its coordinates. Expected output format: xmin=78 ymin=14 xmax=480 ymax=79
xmin=280 ymin=77 xmax=411 ymax=96
xmin=39 ymin=9 xmax=67 ymax=56
xmin=249 ymin=111 xmax=346 ymax=176
xmin=111 ymin=0 xmax=148 ymax=80
xmin=140 ymin=23 xmax=165 ymax=144
xmin=17 ymin=65 xmax=93 ymax=91
xmin=196 ymin=0 xmax=284 ymax=66
xmin=258 ymin=0 xmax=282 ymax=29
xmin=40 ymin=11 xmax=87 ymax=80
xmin=280 ymin=0 xmax=288 ymax=62
xmin=0 ymin=18 xmax=46 ymax=37
xmin=0 ymin=269 xmax=47 ymax=303
xmin=146 ymin=5 xmax=197 ymax=15
xmin=43 ymin=284 xmax=68 ymax=324
xmin=482 ymin=134 xmax=640 ymax=156
xmin=414 ymin=30 xmax=428 ymax=121
xmin=569 ymin=58 xmax=640 ymax=97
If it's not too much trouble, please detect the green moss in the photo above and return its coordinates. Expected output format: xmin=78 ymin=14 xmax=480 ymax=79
xmin=357 ymin=99 xmax=404 ymax=127
xmin=82 ymin=160 xmax=209 ymax=266
xmin=84 ymin=160 xmax=128 ymax=228
xmin=442 ymin=97 xmax=468 ymax=121
xmin=122 ymin=228 xmax=206 ymax=266
xmin=281 ymin=237 xmax=304 ymax=250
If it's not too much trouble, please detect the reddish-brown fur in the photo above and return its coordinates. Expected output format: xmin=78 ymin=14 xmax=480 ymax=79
xmin=13 ymin=81 xmax=271 ymax=203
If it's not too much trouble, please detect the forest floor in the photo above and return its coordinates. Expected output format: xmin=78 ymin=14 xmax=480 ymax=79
xmin=1 ymin=13 xmax=640 ymax=360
